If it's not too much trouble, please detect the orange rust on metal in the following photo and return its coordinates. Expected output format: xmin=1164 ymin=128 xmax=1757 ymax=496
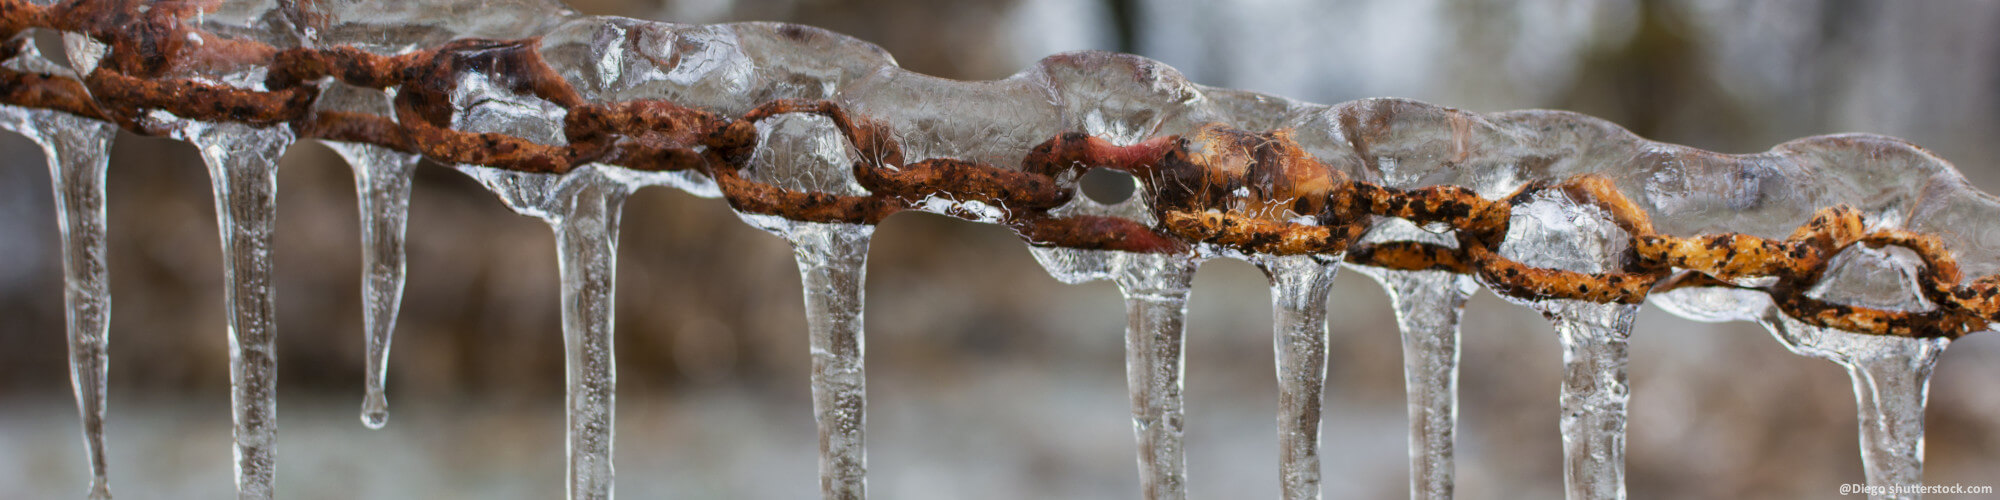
xmin=0 ymin=0 xmax=1991 ymax=338
xmin=1344 ymin=241 xmax=1471 ymax=274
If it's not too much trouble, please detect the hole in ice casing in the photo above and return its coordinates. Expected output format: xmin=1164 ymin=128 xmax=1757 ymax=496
xmin=28 ymin=28 xmax=67 ymax=65
xmin=1080 ymin=166 xmax=1136 ymax=204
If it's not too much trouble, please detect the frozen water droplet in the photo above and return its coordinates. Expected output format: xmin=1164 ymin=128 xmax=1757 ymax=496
xmin=360 ymin=392 xmax=390 ymax=430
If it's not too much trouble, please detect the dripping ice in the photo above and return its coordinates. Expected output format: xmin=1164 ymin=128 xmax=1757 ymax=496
xmin=0 ymin=40 xmax=119 ymax=500
xmin=8 ymin=4 xmax=2000 ymax=499
xmin=449 ymin=59 xmax=630 ymax=499
xmin=1766 ymin=243 xmax=1950 ymax=499
xmin=734 ymin=113 xmax=877 ymax=499
xmin=1497 ymin=189 xmax=1637 ymax=500
xmin=1352 ymin=218 xmax=1475 ymax=500
xmin=315 ymin=82 xmax=421 ymax=430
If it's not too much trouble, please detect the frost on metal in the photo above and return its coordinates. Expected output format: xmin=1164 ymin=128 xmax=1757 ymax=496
xmin=0 ymin=0 xmax=1994 ymax=499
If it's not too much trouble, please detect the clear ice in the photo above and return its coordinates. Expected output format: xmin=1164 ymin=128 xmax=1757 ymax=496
xmin=0 ymin=40 xmax=120 ymax=500
xmin=458 ymin=164 xmax=630 ymax=500
xmin=326 ymin=142 xmax=418 ymax=430
xmin=317 ymin=83 xmax=422 ymax=429
xmin=731 ymin=110 xmax=878 ymax=499
xmin=1030 ymin=189 xmax=1200 ymax=500
xmin=1763 ymin=244 xmax=1952 ymax=499
xmin=1498 ymin=190 xmax=1638 ymax=500
xmin=1256 ymin=254 xmax=1340 ymax=500
xmin=189 ymin=123 xmax=297 ymax=500
xmin=1351 ymin=218 xmax=1476 ymax=500
xmin=13 ymin=1 xmax=2000 ymax=497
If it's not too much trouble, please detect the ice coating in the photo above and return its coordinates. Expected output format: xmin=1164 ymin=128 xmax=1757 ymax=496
xmin=0 ymin=40 xmax=119 ymax=500
xmin=7 ymin=1 xmax=2000 ymax=498
xmin=1255 ymin=254 xmax=1340 ymax=500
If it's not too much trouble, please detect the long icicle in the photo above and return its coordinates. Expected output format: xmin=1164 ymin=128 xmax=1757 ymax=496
xmin=1766 ymin=315 xmax=1947 ymax=500
xmin=548 ymin=170 xmax=629 ymax=500
xmin=0 ymin=40 xmax=122 ymax=499
xmin=191 ymin=124 xmax=297 ymax=500
xmin=1257 ymin=254 xmax=1340 ymax=500
xmin=48 ymin=116 xmax=118 ymax=500
xmin=1367 ymin=269 xmax=1475 ymax=500
xmin=1114 ymin=255 xmax=1198 ymax=500
xmin=1536 ymin=300 xmax=1637 ymax=500
xmin=16 ymin=111 xmax=119 ymax=499
xmin=785 ymin=222 xmax=874 ymax=499
xmin=323 ymin=142 xmax=420 ymax=429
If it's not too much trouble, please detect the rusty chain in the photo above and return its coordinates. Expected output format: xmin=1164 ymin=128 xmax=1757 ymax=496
xmin=0 ymin=0 xmax=1988 ymax=339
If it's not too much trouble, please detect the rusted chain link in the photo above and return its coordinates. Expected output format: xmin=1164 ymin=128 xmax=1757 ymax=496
xmin=0 ymin=0 xmax=1987 ymax=338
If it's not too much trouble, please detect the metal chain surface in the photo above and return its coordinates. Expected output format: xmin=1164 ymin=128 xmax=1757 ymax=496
xmin=0 ymin=0 xmax=1989 ymax=338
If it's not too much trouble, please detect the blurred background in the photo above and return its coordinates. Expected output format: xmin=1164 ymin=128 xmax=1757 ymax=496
xmin=2 ymin=0 xmax=1999 ymax=498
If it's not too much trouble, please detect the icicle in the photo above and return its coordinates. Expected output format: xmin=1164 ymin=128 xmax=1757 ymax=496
xmin=45 ymin=117 xmax=118 ymax=500
xmin=724 ymin=110 xmax=880 ymax=499
xmin=1361 ymin=269 xmax=1475 ymax=500
xmin=1254 ymin=254 xmax=1339 ymax=500
xmin=1113 ymin=254 xmax=1198 ymax=500
xmin=325 ymin=143 xmax=419 ymax=429
xmin=457 ymin=165 xmax=630 ymax=500
xmin=0 ymin=40 xmax=121 ymax=500
xmin=1763 ymin=243 xmax=1949 ymax=499
xmin=0 ymin=109 xmax=119 ymax=499
xmin=551 ymin=173 xmax=626 ymax=500
xmin=315 ymin=79 xmax=424 ymax=430
xmin=761 ymin=221 xmax=875 ymax=500
xmin=1350 ymin=218 xmax=1476 ymax=500
xmin=1492 ymin=189 xmax=1637 ymax=500
xmin=1765 ymin=315 xmax=1945 ymax=499
xmin=1532 ymin=300 xmax=1637 ymax=500
xmin=183 ymin=123 xmax=297 ymax=500
xmin=1027 ymin=166 xmax=1199 ymax=500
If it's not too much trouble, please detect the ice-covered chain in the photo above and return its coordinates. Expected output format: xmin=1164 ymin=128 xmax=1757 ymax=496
xmin=0 ymin=0 xmax=1990 ymax=339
